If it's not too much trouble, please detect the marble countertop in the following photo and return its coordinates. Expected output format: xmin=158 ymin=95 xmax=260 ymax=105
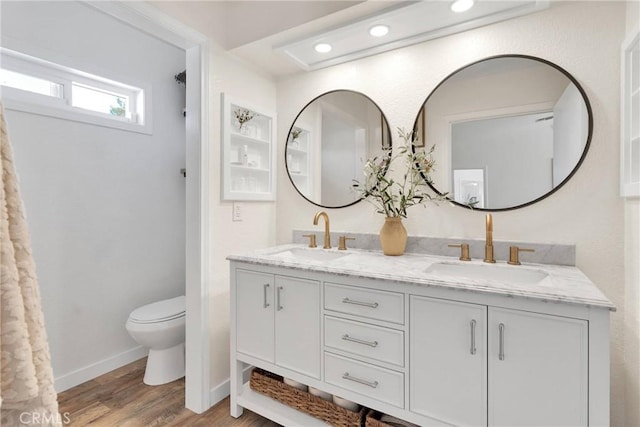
xmin=228 ymin=244 xmax=615 ymax=311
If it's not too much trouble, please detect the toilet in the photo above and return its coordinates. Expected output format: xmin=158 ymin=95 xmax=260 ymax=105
xmin=126 ymin=295 xmax=186 ymax=385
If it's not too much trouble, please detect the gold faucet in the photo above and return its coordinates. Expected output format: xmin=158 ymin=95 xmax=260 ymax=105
xmin=484 ymin=213 xmax=496 ymax=263
xmin=313 ymin=211 xmax=331 ymax=249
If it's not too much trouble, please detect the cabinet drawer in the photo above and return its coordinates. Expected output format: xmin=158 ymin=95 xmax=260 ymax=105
xmin=325 ymin=316 xmax=404 ymax=367
xmin=325 ymin=283 xmax=404 ymax=324
xmin=324 ymin=352 xmax=404 ymax=408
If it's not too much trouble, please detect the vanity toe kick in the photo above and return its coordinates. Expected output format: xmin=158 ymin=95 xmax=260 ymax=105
xmin=324 ymin=352 xmax=404 ymax=408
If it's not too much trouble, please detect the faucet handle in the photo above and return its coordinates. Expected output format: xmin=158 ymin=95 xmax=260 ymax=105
xmin=338 ymin=236 xmax=355 ymax=251
xmin=448 ymin=243 xmax=471 ymax=261
xmin=508 ymin=246 xmax=535 ymax=265
xmin=302 ymin=234 xmax=317 ymax=248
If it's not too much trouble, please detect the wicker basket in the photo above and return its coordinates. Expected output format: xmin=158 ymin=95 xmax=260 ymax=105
xmin=365 ymin=410 xmax=391 ymax=427
xmin=365 ymin=409 xmax=419 ymax=427
xmin=250 ymin=368 xmax=364 ymax=427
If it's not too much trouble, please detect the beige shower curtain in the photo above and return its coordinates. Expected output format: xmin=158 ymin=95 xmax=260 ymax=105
xmin=0 ymin=104 xmax=60 ymax=426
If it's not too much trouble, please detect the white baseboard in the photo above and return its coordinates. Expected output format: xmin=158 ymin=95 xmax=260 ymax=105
xmin=209 ymin=365 xmax=253 ymax=408
xmin=54 ymin=346 xmax=148 ymax=393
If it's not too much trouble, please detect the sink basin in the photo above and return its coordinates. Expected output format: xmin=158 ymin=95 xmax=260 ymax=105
xmin=424 ymin=262 xmax=549 ymax=285
xmin=270 ymin=247 xmax=349 ymax=263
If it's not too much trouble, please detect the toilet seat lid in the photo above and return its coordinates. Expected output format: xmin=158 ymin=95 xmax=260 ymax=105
xmin=129 ymin=296 xmax=185 ymax=323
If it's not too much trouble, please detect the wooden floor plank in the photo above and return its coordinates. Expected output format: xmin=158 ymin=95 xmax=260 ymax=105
xmin=58 ymin=358 xmax=280 ymax=426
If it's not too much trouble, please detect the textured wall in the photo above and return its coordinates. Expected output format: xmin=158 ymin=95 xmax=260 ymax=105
xmin=206 ymin=45 xmax=278 ymax=392
xmin=276 ymin=2 xmax=627 ymax=424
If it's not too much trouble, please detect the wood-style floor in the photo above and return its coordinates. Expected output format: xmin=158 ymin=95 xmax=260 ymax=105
xmin=57 ymin=358 xmax=280 ymax=426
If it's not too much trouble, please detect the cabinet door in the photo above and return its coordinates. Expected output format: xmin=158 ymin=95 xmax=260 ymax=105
xmin=236 ymin=270 xmax=274 ymax=363
xmin=410 ymin=296 xmax=487 ymax=426
xmin=488 ymin=308 xmax=588 ymax=427
xmin=274 ymin=276 xmax=321 ymax=379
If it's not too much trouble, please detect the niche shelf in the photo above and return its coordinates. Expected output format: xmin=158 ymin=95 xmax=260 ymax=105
xmin=621 ymin=27 xmax=640 ymax=197
xmin=286 ymin=126 xmax=312 ymax=198
xmin=222 ymin=94 xmax=276 ymax=201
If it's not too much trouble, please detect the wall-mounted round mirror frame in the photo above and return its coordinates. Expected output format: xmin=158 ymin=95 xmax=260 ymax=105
xmin=413 ymin=54 xmax=593 ymax=212
xmin=286 ymin=89 xmax=392 ymax=209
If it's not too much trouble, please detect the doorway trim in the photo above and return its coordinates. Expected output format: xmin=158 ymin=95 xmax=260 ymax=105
xmin=85 ymin=1 xmax=212 ymax=413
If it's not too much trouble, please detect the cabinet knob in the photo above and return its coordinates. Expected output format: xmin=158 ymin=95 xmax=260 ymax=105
xmin=448 ymin=243 xmax=471 ymax=261
xmin=508 ymin=246 xmax=535 ymax=265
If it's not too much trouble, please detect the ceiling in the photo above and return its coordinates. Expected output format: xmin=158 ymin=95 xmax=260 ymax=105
xmin=150 ymin=0 xmax=550 ymax=78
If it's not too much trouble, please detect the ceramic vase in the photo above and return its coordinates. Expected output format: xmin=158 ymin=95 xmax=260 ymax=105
xmin=379 ymin=216 xmax=407 ymax=256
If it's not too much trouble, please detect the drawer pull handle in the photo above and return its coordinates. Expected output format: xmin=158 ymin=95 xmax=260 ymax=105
xmin=263 ymin=284 xmax=270 ymax=308
xmin=342 ymin=372 xmax=379 ymax=388
xmin=470 ymin=319 xmax=476 ymax=355
xmin=342 ymin=298 xmax=379 ymax=309
xmin=277 ymin=286 xmax=283 ymax=311
xmin=342 ymin=334 xmax=379 ymax=348
xmin=499 ymin=323 xmax=505 ymax=361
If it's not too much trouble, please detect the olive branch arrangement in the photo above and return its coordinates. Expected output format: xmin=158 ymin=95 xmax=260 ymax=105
xmin=290 ymin=128 xmax=302 ymax=141
xmin=352 ymin=128 xmax=446 ymax=218
xmin=234 ymin=108 xmax=258 ymax=130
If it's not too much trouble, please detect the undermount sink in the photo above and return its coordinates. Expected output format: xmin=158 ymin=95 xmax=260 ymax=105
xmin=270 ymin=247 xmax=349 ymax=263
xmin=425 ymin=262 xmax=549 ymax=285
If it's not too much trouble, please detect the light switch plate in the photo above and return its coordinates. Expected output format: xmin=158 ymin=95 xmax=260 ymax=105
xmin=232 ymin=202 xmax=243 ymax=221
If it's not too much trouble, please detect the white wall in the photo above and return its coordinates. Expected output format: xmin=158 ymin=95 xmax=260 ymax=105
xmin=277 ymin=2 xmax=627 ymax=424
xmin=624 ymin=1 xmax=640 ymax=425
xmin=146 ymin=0 xmax=279 ymax=404
xmin=207 ymin=43 xmax=278 ymax=397
xmin=1 ymin=1 xmax=186 ymax=391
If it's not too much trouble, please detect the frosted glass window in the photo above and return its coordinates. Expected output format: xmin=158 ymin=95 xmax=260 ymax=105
xmin=0 ymin=68 xmax=63 ymax=98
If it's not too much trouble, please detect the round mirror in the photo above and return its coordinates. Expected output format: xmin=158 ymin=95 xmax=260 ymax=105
xmin=286 ymin=90 xmax=392 ymax=208
xmin=414 ymin=55 xmax=592 ymax=211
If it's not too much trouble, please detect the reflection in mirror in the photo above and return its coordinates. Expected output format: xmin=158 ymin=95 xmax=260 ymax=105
xmin=286 ymin=90 xmax=391 ymax=208
xmin=415 ymin=55 xmax=592 ymax=211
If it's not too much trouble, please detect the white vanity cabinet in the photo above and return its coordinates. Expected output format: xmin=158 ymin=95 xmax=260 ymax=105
xmin=410 ymin=296 xmax=589 ymax=426
xmin=410 ymin=296 xmax=488 ymax=426
xmin=236 ymin=270 xmax=274 ymax=363
xmin=488 ymin=308 xmax=588 ymax=427
xmin=235 ymin=269 xmax=321 ymax=378
xmin=229 ymin=256 xmax=611 ymax=427
xmin=323 ymin=283 xmax=406 ymax=409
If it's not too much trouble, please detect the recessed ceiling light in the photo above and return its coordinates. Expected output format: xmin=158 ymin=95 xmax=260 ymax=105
xmin=369 ymin=25 xmax=389 ymax=37
xmin=451 ymin=0 xmax=474 ymax=13
xmin=314 ymin=43 xmax=332 ymax=53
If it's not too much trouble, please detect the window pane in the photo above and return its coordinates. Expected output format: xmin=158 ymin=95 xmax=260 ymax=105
xmin=0 ymin=68 xmax=63 ymax=97
xmin=71 ymin=83 xmax=130 ymax=118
